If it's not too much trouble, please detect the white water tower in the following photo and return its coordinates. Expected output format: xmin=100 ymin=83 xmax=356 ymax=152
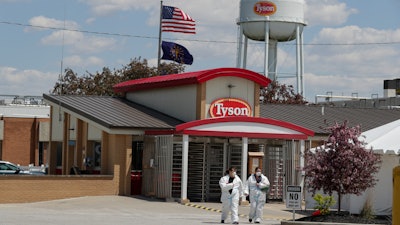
xmin=237 ymin=0 xmax=306 ymax=95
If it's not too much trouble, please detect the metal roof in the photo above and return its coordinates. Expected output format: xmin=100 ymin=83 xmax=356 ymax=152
xmin=43 ymin=94 xmax=183 ymax=130
xmin=113 ymin=67 xmax=271 ymax=93
xmin=260 ymin=104 xmax=400 ymax=134
xmin=42 ymin=94 xmax=400 ymax=135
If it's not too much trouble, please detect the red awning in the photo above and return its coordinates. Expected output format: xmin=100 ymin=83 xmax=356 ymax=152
xmin=146 ymin=116 xmax=314 ymax=140
xmin=113 ymin=67 xmax=271 ymax=93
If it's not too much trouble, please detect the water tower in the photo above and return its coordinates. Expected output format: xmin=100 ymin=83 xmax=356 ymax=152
xmin=237 ymin=0 xmax=306 ymax=95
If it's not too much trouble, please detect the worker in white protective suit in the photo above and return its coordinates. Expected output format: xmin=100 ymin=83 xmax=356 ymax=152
xmin=245 ymin=167 xmax=270 ymax=224
xmin=219 ymin=167 xmax=245 ymax=224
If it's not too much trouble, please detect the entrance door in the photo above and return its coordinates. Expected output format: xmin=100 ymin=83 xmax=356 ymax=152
xmin=180 ymin=142 xmax=244 ymax=202
xmin=265 ymin=145 xmax=284 ymax=200
xmin=186 ymin=142 xmax=225 ymax=202
xmin=187 ymin=142 xmax=206 ymax=202
xmin=205 ymin=143 xmax=224 ymax=202
xmin=227 ymin=144 xmax=242 ymax=177
xmin=131 ymin=141 xmax=143 ymax=195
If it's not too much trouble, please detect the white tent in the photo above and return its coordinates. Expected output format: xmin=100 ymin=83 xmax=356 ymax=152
xmin=305 ymin=120 xmax=400 ymax=215
xmin=348 ymin=119 xmax=400 ymax=215
xmin=362 ymin=119 xmax=400 ymax=155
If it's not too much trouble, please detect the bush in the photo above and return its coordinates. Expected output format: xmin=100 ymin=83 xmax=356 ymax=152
xmin=313 ymin=194 xmax=336 ymax=215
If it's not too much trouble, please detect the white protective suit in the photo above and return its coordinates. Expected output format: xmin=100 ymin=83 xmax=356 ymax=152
xmin=245 ymin=173 xmax=270 ymax=223
xmin=219 ymin=174 xmax=244 ymax=223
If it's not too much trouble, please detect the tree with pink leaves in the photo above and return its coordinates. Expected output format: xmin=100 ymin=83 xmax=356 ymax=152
xmin=304 ymin=121 xmax=381 ymax=212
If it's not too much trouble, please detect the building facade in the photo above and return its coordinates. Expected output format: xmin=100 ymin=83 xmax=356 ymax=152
xmin=43 ymin=68 xmax=315 ymax=203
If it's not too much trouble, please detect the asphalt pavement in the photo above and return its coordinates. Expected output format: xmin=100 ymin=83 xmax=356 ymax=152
xmin=0 ymin=196 xmax=309 ymax=225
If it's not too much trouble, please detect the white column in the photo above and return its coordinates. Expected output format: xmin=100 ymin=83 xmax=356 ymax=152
xmin=243 ymin=36 xmax=248 ymax=69
xmin=296 ymin=24 xmax=305 ymax=96
xmin=236 ymin=25 xmax=244 ymax=68
xmin=264 ymin=21 xmax=270 ymax=78
xmin=181 ymin=134 xmax=189 ymax=202
xmin=299 ymin=140 xmax=305 ymax=185
xmin=291 ymin=139 xmax=296 ymax=185
xmin=241 ymin=137 xmax=248 ymax=202
xmin=300 ymin=28 xmax=305 ymax=97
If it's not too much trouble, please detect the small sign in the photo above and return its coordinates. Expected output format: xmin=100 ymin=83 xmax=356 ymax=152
xmin=286 ymin=185 xmax=302 ymax=210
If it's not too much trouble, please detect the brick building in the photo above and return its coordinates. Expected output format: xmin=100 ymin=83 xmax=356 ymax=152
xmin=0 ymin=96 xmax=50 ymax=166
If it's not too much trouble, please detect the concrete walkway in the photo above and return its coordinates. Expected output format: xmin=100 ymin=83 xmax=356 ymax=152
xmin=0 ymin=196 xmax=309 ymax=225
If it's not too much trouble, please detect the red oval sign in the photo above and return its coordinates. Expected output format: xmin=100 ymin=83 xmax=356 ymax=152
xmin=254 ymin=1 xmax=277 ymax=16
xmin=209 ymin=98 xmax=251 ymax=118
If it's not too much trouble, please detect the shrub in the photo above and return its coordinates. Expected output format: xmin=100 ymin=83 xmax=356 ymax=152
xmin=313 ymin=193 xmax=336 ymax=215
xmin=360 ymin=199 xmax=375 ymax=220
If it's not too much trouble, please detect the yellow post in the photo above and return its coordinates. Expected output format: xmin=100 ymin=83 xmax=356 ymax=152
xmin=393 ymin=166 xmax=400 ymax=225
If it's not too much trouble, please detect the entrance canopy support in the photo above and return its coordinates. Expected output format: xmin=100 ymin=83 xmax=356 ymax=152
xmin=241 ymin=137 xmax=249 ymax=204
xmin=180 ymin=134 xmax=189 ymax=203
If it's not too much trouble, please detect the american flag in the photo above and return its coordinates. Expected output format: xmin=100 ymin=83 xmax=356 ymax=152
xmin=162 ymin=5 xmax=196 ymax=34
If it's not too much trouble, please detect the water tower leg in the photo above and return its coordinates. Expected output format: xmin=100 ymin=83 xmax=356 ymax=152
xmin=236 ymin=25 xmax=244 ymax=68
xmin=296 ymin=24 xmax=305 ymax=97
xmin=300 ymin=29 xmax=305 ymax=97
xmin=264 ymin=21 xmax=270 ymax=78
xmin=296 ymin=25 xmax=301 ymax=95
xmin=268 ymin=40 xmax=278 ymax=81
xmin=243 ymin=36 xmax=248 ymax=68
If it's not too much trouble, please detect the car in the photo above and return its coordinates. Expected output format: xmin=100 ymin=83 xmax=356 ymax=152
xmin=0 ymin=161 xmax=45 ymax=175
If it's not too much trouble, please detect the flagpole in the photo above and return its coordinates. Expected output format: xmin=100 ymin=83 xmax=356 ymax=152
xmin=157 ymin=0 xmax=163 ymax=74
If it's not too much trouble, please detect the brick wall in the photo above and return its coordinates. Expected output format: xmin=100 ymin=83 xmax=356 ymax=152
xmin=0 ymin=166 xmax=122 ymax=204
xmin=2 ymin=117 xmax=49 ymax=166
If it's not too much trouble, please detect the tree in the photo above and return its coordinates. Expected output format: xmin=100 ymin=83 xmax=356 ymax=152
xmin=51 ymin=57 xmax=185 ymax=96
xmin=52 ymin=68 xmax=84 ymax=95
xmin=304 ymin=121 xmax=381 ymax=212
xmin=261 ymin=80 xmax=307 ymax=104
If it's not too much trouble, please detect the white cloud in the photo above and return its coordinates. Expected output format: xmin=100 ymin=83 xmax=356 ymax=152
xmin=0 ymin=66 xmax=58 ymax=95
xmin=26 ymin=16 xmax=79 ymax=32
xmin=41 ymin=30 xmax=84 ymax=45
xmin=64 ymin=55 xmax=104 ymax=69
xmin=27 ymin=16 xmax=118 ymax=54
xmin=306 ymin=26 xmax=400 ymax=78
xmin=41 ymin=30 xmax=117 ymax=53
xmin=73 ymin=36 xmax=117 ymax=54
xmin=305 ymin=0 xmax=358 ymax=26
xmin=81 ymin=0 xmax=158 ymax=16
xmin=304 ymin=73 xmax=386 ymax=102
xmin=302 ymin=26 xmax=400 ymax=100
xmin=85 ymin=17 xmax=96 ymax=25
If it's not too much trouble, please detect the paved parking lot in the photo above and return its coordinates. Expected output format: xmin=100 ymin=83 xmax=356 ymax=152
xmin=0 ymin=196 xmax=307 ymax=225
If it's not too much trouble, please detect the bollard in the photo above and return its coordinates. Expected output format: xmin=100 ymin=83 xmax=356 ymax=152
xmin=393 ymin=166 xmax=400 ymax=225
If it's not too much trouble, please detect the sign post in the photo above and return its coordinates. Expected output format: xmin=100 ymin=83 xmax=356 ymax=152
xmin=286 ymin=185 xmax=302 ymax=221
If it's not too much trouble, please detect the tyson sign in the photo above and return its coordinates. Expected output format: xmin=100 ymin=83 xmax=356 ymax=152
xmin=209 ymin=98 xmax=252 ymax=118
xmin=254 ymin=1 xmax=277 ymax=16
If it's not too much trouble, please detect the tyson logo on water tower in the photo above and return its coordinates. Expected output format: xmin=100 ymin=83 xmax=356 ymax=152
xmin=254 ymin=1 xmax=277 ymax=16
xmin=209 ymin=98 xmax=252 ymax=118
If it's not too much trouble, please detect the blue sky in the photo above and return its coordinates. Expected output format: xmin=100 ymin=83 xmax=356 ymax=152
xmin=0 ymin=0 xmax=399 ymax=102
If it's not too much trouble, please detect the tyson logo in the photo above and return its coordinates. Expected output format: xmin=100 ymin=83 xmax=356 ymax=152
xmin=209 ymin=98 xmax=252 ymax=118
xmin=254 ymin=1 xmax=277 ymax=16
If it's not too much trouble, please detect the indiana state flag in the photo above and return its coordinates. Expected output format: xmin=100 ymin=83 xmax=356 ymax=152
xmin=161 ymin=41 xmax=193 ymax=65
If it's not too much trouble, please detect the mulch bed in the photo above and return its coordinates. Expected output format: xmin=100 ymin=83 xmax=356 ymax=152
xmin=296 ymin=212 xmax=391 ymax=224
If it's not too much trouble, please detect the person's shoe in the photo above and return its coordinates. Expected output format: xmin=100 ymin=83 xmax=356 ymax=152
xmin=233 ymin=222 xmax=239 ymax=224
xmin=249 ymin=218 xmax=252 ymax=222
xmin=255 ymin=222 xmax=260 ymax=224
xmin=221 ymin=220 xmax=224 ymax=223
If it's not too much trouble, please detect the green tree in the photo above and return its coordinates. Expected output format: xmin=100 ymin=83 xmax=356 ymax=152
xmin=51 ymin=57 xmax=185 ymax=96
